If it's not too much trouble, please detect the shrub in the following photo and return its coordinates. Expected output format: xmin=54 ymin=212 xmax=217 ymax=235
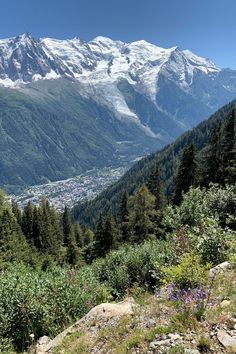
xmin=92 ymin=240 xmax=174 ymax=297
xmin=162 ymin=184 xmax=236 ymax=231
xmin=161 ymin=253 xmax=209 ymax=289
xmin=0 ymin=263 xmax=111 ymax=350
xmin=191 ymin=218 xmax=230 ymax=265
xmin=197 ymin=335 xmax=212 ymax=352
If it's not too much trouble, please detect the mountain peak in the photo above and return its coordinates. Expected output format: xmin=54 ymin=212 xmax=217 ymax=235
xmin=90 ymin=36 xmax=124 ymax=47
xmin=15 ymin=32 xmax=35 ymax=43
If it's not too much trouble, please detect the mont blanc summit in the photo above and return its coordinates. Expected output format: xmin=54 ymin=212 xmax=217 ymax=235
xmin=0 ymin=33 xmax=235 ymax=131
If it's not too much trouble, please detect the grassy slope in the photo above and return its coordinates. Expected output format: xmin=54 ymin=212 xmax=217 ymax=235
xmin=53 ymin=267 xmax=236 ymax=354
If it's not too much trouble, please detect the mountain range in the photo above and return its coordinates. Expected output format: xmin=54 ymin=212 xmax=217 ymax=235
xmin=0 ymin=32 xmax=236 ymax=192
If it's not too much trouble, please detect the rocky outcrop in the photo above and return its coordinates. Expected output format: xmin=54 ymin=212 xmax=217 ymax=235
xmin=36 ymin=297 xmax=137 ymax=353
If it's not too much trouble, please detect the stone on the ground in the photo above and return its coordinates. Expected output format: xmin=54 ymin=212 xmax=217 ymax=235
xmin=220 ymin=300 xmax=231 ymax=309
xmin=217 ymin=329 xmax=236 ymax=352
xmin=209 ymin=262 xmax=231 ymax=278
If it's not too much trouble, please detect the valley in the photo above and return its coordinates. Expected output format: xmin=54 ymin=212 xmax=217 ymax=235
xmin=10 ymin=165 xmax=128 ymax=211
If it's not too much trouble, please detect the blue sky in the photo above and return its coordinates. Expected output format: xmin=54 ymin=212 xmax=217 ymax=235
xmin=1 ymin=0 xmax=235 ymax=68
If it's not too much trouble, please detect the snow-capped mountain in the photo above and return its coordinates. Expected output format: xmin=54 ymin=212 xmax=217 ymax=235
xmin=1 ymin=32 xmax=236 ymax=137
xmin=0 ymin=32 xmax=236 ymax=192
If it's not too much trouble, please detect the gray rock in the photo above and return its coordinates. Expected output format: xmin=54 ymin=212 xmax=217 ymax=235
xmin=217 ymin=329 xmax=236 ymax=352
xmin=168 ymin=333 xmax=181 ymax=341
xmin=209 ymin=261 xmax=231 ymax=278
xmin=184 ymin=350 xmax=200 ymax=354
xmin=37 ymin=336 xmax=51 ymax=346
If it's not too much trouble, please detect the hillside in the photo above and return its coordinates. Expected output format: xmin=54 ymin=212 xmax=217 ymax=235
xmin=36 ymin=265 xmax=236 ymax=354
xmin=72 ymin=101 xmax=235 ymax=226
xmin=0 ymin=80 xmax=161 ymax=193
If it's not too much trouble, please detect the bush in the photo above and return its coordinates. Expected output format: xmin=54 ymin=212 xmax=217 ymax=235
xmin=191 ymin=218 xmax=230 ymax=265
xmin=161 ymin=253 xmax=209 ymax=289
xmin=92 ymin=240 xmax=174 ymax=297
xmin=162 ymin=185 xmax=236 ymax=231
xmin=0 ymin=263 xmax=111 ymax=350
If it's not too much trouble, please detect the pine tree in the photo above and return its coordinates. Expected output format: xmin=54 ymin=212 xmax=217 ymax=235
xmin=200 ymin=123 xmax=222 ymax=186
xmin=83 ymin=227 xmax=94 ymax=246
xmin=119 ymin=191 xmax=130 ymax=242
xmin=103 ymin=213 xmax=117 ymax=252
xmin=0 ymin=191 xmax=32 ymax=269
xmin=66 ymin=234 xmax=82 ymax=266
xmin=93 ymin=213 xmax=106 ymax=258
xmin=172 ymin=144 xmax=197 ymax=205
xmin=222 ymin=109 xmax=236 ymax=184
xmin=30 ymin=198 xmax=62 ymax=260
xmin=128 ymin=184 xmax=157 ymax=243
xmin=21 ymin=201 xmax=35 ymax=243
xmin=11 ymin=200 xmax=22 ymax=226
xmin=73 ymin=222 xmax=83 ymax=248
xmin=147 ymin=165 xmax=165 ymax=210
xmin=62 ymin=206 xmax=72 ymax=246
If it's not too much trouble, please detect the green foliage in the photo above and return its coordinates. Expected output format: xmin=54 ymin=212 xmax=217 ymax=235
xmin=147 ymin=165 xmax=165 ymax=210
xmin=128 ymin=184 xmax=158 ymax=243
xmin=92 ymin=240 xmax=173 ymax=296
xmin=119 ymin=190 xmax=130 ymax=242
xmin=0 ymin=263 xmax=111 ymax=350
xmin=191 ymin=218 xmax=229 ymax=265
xmin=161 ymin=253 xmax=209 ymax=289
xmin=168 ymin=346 xmax=185 ymax=354
xmin=0 ymin=191 xmax=36 ymax=270
xmin=163 ymin=184 xmax=236 ymax=231
xmin=197 ymin=335 xmax=212 ymax=352
xmin=172 ymin=144 xmax=197 ymax=205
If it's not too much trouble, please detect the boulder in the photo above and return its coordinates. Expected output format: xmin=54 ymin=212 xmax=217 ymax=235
xmin=209 ymin=262 xmax=231 ymax=278
xmin=40 ymin=297 xmax=137 ymax=353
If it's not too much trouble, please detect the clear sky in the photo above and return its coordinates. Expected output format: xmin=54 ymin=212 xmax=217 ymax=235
xmin=1 ymin=0 xmax=235 ymax=69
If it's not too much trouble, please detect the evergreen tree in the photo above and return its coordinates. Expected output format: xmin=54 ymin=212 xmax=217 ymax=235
xmin=0 ymin=191 xmax=33 ymax=269
xmin=93 ymin=213 xmax=106 ymax=258
xmin=227 ymin=144 xmax=236 ymax=184
xmin=32 ymin=205 xmax=41 ymax=250
xmin=11 ymin=200 xmax=22 ymax=226
xmin=62 ymin=206 xmax=72 ymax=246
xmin=73 ymin=222 xmax=83 ymax=248
xmin=66 ymin=233 xmax=82 ymax=266
xmin=119 ymin=191 xmax=130 ymax=242
xmin=221 ymin=109 xmax=236 ymax=184
xmin=83 ymin=227 xmax=94 ymax=246
xmin=21 ymin=201 xmax=35 ymax=243
xmin=147 ymin=165 xmax=165 ymax=210
xmin=172 ymin=144 xmax=197 ymax=205
xmin=200 ymin=123 xmax=222 ymax=186
xmin=103 ymin=213 xmax=117 ymax=252
xmin=128 ymin=184 xmax=157 ymax=243
xmin=30 ymin=198 xmax=62 ymax=260
xmin=82 ymin=228 xmax=95 ymax=264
